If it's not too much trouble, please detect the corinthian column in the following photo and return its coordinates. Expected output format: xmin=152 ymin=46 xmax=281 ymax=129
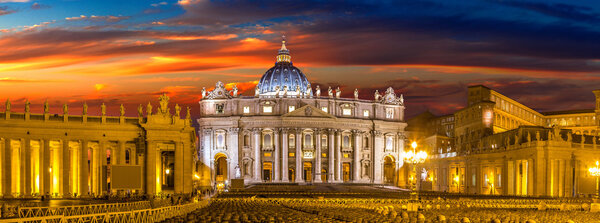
xmin=295 ymin=128 xmax=303 ymax=183
xmin=336 ymin=130 xmax=342 ymax=182
xmin=328 ymin=129 xmax=335 ymax=183
xmin=273 ymin=128 xmax=280 ymax=182
xmin=253 ymin=128 xmax=262 ymax=182
xmin=314 ymin=129 xmax=322 ymax=183
xmin=281 ymin=128 xmax=289 ymax=182
xmin=353 ymin=130 xmax=362 ymax=183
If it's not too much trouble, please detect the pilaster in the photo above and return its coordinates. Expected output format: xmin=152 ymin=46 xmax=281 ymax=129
xmin=281 ymin=128 xmax=289 ymax=182
xmin=295 ymin=128 xmax=303 ymax=183
xmin=314 ymin=129 xmax=322 ymax=183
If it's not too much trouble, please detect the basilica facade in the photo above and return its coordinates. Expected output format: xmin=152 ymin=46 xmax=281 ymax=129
xmin=197 ymin=40 xmax=407 ymax=186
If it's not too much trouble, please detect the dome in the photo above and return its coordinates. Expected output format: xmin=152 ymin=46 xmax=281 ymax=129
xmin=256 ymin=38 xmax=311 ymax=97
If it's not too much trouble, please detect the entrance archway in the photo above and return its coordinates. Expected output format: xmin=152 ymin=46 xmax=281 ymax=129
xmin=215 ymin=154 xmax=228 ymax=184
xmin=303 ymin=162 xmax=312 ymax=182
xmin=263 ymin=162 xmax=272 ymax=182
xmin=289 ymin=168 xmax=295 ymax=182
xmin=342 ymin=163 xmax=351 ymax=182
xmin=383 ymin=155 xmax=395 ymax=184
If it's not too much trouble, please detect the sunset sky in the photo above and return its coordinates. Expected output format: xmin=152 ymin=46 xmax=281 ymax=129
xmin=0 ymin=0 xmax=599 ymax=119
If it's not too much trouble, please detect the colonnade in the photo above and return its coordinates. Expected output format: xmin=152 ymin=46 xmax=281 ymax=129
xmin=0 ymin=138 xmax=139 ymax=198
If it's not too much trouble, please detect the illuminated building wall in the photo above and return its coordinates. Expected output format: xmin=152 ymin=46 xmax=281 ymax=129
xmin=0 ymin=94 xmax=196 ymax=198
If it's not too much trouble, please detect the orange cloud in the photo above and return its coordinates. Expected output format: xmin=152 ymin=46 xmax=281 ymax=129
xmin=157 ymin=34 xmax=238 ymax=41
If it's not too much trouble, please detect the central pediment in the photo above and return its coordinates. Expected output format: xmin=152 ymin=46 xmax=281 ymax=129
xmin=282 ymin=105 xmax=336 ymax=119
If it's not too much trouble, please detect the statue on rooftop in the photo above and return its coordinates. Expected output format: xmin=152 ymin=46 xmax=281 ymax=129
xmin=315 ymin=85 xmax=321 ymax=98
xmin=63 ymin=104 xmax=68 ymax=115
xmin=354 ymin=88 xmax=359 ymax=100
xmin=137 ymin=104 xmax=143 ymax=117
xmin=44 ymin=100 xmax=49 ymax=114
xmin=328 ymin=86 xmax=333 ymax=98
xmin=25 ymin=100 xmax=30 ymax=113
xmin=335 ymin=87 xmax=341 ymax=99
xmin=175 ymin=104 xmax=181 ymax=117
xmin=120 ymin=104 xmax=125 ymax=116
xmin=83 ymin=103 xmax=88 ymax=115
xmin=201 ymin=87 xmax=206 ymax=99
xmin=101 ymin=103 xmax=106 ymax=116
xmin=147 ymin=102 xmax=152 ymax=116
xmin=374 ymin=90 xmax=381 ymax=101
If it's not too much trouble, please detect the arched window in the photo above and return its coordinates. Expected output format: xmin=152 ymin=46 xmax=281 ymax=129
xmin=385 ymin=136 xmax=393 ymax=151
xmin=343 ymin=135 xmax=350 ymax=147
xmin=216 ymin=133 xmax=225 ymax=148
xmin=125 ymin=150 xmax=130 ymax=164
xmin=304 ymin=134 xmax=312 ymax=147
xmin=264 ymin=134 xmax=272 ymax=147
xmin=289 ymin=134 xmax=295 ymax=148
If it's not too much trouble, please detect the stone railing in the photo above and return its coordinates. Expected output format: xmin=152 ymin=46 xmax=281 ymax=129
xmin=1 ymin=200 xmax=208 ymax=223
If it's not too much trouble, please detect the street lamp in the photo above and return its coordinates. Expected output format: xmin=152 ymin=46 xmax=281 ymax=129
xmin=589 ymin=161 xmax=600 ymax=199
xmin=404 ymin=141 xmax=427 ymax=200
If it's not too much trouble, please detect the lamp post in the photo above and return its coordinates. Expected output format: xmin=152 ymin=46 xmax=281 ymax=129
xmin=589 ymin=161 xmax=600 ymax=200
xmin=403 ymin=141 xmax=427 ymax=200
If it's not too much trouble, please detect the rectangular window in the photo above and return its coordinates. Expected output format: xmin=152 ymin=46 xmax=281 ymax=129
xmin=288 ymin=105 xmax=295 ymax=112
xmin=321 ymin=107 xmax=328 ymax=113
xmin=264 ymin=152 xmax=272 ymax=157
xmin=243 ymin=106 xmax=250 ymax=114
xmin=216 ymin=104 xmax=224 ymax=114
xmin=289 ymin=152 xmax=295 ymax=157
xmin=342 ymin=108 xmax=352 ymax=116
xmin=363 ymin=110 xmax=369 ymax=117
xmin=263 ymin=106 xmax=272 ymax=113
xmin=343 ymin=153 xmax=349 ymax=158
xmin=322 ymin=153 xmax=327 ymax=158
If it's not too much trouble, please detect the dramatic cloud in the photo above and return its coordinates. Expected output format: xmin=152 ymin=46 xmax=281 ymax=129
xmin=0 ymin=6 xmax=16 ymax=16
xmin=0 ymin=0 xmax=598 ymax=119
xmin=65 ymin=15 xmax=130 ymax=22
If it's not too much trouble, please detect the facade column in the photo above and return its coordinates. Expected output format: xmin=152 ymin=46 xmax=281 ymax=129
xmin=328 ymin=129 xmax=335 ymax=183
xmin=117 ymin=141 xmax=125 ymax=165
xmin=228 ymin=128 xmax=239 ymax=182
xmin=335 ymin=130 xmax=342 ymax=182
xmin=3 ymin=139 xmax=12 ymax=197
xmin=182 ymin=141 xmax=193 ymax=194
xmin=314 ymin=129 xmax=322 ymax=183
xmin=281 ymin=128 xmax=289 ymax=182
xmin=42 ymin=139 xmax=50 ymax=196
xmin=145 ymin=140 xmax=156 ymax=196
xmin=80 ymin=140 xmax=89 ymax=197
xmin=62 ymin=140 xmax=71 ymax=197
xmin=373 ymin=130 xmax=384 ymax=184
xmin=174 ymin=141 xmax=184 ymax=193
xmin=273 ymin=128 xmax=280 ymax=182
xmin=24 ymin=139 xmax=31 ymax=197
xmin=295 ymin=128 xmax=303 ymax=182
xmin=353 ymin=130 xmax=361 ymax=183
xmin=565 ymin=158 xmax=573 ymax=197
xmin=253 ymin=128 xmax=261 ymax=182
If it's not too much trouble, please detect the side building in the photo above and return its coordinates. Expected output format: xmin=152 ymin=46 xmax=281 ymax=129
xmin=197 ymin=40 xmax=407 ymax=187
xmin=0 ymin=94 xmax=196 ymax=198
xmin=410 ymin=85 xmax=600 ymax=197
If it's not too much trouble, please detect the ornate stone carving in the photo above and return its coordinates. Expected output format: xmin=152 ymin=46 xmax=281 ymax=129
xmin=373 ymin=130 xmax=383 ymax=137
xmin=158 ymin=93 xmax=170 ymax=115
xmin=252 ymin=128 xmax=262 ymax=134
xmin=380 ymin=87 xmax=403 ymax=105
xmin=206 ymin=81 xmax=233 ymax=100
xmin=305 ymin=106 xmax=313 ymax=116
xmin=229 ymin=127 xmax=240 ymax=134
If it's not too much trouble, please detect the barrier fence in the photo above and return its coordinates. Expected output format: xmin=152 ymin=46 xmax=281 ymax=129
xmin=18 ymin=201 xmax=151 ymax=218
xmin=1 ymin=200 xmax=209 ymax=223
